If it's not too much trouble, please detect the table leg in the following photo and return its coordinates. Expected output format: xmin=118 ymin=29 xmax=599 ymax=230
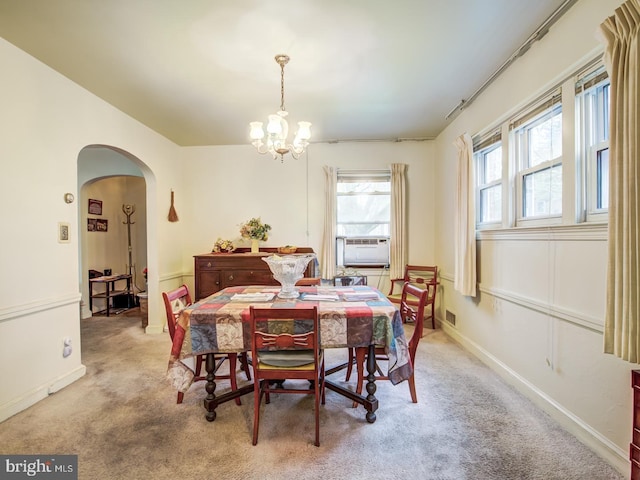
xmin=105 ymin=281 xmax=111 ymax=317
xmin=202 ymin=353 xmax=256 ymax=422
xmin=203 ymin=353 xmax=217 ymax=422
xmin=365 ymin=343 xmax=377 ymax=423
xmin=324 ymin=345 xmax=378 ymax=423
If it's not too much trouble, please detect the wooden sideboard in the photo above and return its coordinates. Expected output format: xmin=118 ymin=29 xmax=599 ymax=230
xmin=194 ymin=247 xmax=316 ymax=301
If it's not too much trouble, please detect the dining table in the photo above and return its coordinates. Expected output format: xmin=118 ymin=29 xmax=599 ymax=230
xmin=167 ymin=284 xmax=413 ymax=423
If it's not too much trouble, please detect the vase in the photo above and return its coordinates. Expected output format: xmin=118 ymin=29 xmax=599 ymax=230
xmin=262 ymin=254 xmax=316 ymax=299
xmin=251 ymin=239 xmax=260 ymax=253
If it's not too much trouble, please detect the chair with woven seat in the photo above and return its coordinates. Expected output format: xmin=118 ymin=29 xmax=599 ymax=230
xmin=249 ymin=306 xmax=325 ymax=446
xmin=387 ymin=265 xmax=438 ymax=329
xmin=162 ymin=284 xmax=248 ymax=405
xmin=350 ymin=281 xmax=429 ymax=405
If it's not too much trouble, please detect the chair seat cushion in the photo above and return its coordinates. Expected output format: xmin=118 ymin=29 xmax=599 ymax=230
xmin=258 ymin=350 xmax=315 ymax=367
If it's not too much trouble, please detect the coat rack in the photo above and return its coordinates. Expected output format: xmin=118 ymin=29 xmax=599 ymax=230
xmin=122 ymin=204 xmax=135 ymax=276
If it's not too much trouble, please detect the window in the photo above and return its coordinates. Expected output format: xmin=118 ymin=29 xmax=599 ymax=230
xmin=336 ymin=170 xmax=390 ymax=237
xmin=472 ymin=56 xmax=611 ymax=233
xmin=577 ymin=65 xmax=609 ymax=221
xmin=511 ymin=92 xmax=563 ymax=223
xmin=475 ymin=132 xmax=502 ymax=226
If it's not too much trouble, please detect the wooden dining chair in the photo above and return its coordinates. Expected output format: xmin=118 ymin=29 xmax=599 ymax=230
xmin=162 ymin=284 xmax=248 ymax=405
xmin=249 ymin=306 xmax=325 ymax=446
xmin=387 ymin=265 xmax=438 ymax=329
xmin=350 ymin=282 xmax=429 ymax=405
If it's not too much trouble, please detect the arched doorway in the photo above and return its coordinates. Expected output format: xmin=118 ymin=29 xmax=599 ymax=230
xmin=77 ymin=145 xmax=153 ymax=324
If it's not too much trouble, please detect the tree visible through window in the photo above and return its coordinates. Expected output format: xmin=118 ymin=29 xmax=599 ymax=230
xmin=513 ymin=97 xmax=563 ymax=221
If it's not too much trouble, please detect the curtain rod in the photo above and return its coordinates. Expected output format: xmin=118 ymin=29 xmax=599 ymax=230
xmin=445 ymin=0 xmax=580 ymax=120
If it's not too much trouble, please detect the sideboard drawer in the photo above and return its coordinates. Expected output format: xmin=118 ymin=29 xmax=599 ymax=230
xmin=195 ymin=258 xmax=218 ymax=270
xmin=220 ymin=269 xmax=276 ymax=289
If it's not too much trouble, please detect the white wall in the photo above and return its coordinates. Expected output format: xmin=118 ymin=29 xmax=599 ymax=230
xmin=434 ymin=0 xmax=631 ymax=474
xmin=180 ymin=141 xmax=436 ymax=292
xmin=0 ymin=37 xmax=182 ymax=421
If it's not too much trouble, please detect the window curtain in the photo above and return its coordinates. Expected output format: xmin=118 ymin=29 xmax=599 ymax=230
xmin=320 ymin=166 xmax=337 ymax=280
xmin=389 ymin=163 xmax=407 ymax=279
xmin=453 ymin=133 xmax=477 ymax=297
xmin=598 ymin=0 xmax=640 ymax=362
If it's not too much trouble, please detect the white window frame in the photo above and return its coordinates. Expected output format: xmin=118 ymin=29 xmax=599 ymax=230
xmin=474 ymin=132 xmax=503 ymax=229
xmin=511 ymin=92 xmax=563 ymax=226
xmin=576 ymin=64 xmax=609 ymax=223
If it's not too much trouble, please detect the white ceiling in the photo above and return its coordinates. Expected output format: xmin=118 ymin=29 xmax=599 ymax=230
xmin=0 ymin=0 xmax=575 ymax=146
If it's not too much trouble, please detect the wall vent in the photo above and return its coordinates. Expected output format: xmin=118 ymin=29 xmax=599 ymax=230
xmin=445 ymin=309 xmax=456 ymax=325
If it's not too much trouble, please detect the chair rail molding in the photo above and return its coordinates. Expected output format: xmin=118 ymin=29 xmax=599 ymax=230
xmin=0 ymin=293 xmax=82 ymax=323
xmin=439 ymin=272 xmax=603 ymax=333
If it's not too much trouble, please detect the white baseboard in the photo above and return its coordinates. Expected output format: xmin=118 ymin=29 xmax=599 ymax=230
xmin=0 ymin=365 xmax=86 ymax=423
xmin=439 ymin=320 xmax=629 ymax=477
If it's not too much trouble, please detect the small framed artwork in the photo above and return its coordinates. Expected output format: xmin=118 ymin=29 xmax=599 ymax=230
xmin=96 ymin=219 xmax=108 ymax=232
xmin=58 ymin=222 xmax=70 ymax=243
xmin=87 ymin=218 xmax=97 ymax=231
xmin=88 ymin=199 xmax=103 ymax=215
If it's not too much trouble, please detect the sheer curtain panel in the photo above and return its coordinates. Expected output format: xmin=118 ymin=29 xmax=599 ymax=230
xmin=321 ymin=166 xmax=337 ymax=280
xmin=453 ymin=133 xmax=477 ymax=297
xmin=599 ymin=0 xmax=640 ymax=362
xmin=389 ymin=164 xmax=407 ymax=279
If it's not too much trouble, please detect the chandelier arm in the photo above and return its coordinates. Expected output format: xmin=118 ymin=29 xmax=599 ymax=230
xmin=252 ymin=141 xmax=270 ymax=155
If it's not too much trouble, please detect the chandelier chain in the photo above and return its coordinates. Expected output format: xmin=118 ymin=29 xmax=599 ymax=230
xmin=280 ymin=61 xmax=286 ymax=112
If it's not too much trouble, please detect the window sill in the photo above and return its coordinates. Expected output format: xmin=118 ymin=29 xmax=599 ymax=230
xmin=476 ymin=222 xmax=607 ymax=241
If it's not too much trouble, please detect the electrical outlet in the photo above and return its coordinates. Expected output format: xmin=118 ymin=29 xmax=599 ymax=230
xmin=63 ymin=337 xmax=72 ymax=358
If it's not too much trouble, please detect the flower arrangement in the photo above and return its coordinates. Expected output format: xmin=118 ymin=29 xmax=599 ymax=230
xmin=240 ymin=217 xmax=271 ymax=241
xmin=212 ymin=238 xmax=235 ymax=253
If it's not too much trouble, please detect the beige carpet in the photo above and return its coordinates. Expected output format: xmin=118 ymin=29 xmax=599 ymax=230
xmin=0 ymin=311 xmax=624 ymax=480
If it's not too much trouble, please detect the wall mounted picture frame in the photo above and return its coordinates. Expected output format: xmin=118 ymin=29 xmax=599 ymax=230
xmin=96 ymin=219 xmax=108 ymax=232
xmin=88 ymin=218 xmax=108 ymax=232
xmin=88 ymin=198 xmax=102 ymax=215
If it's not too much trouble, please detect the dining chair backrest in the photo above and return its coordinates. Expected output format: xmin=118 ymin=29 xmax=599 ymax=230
xmin=400 ymin=281 xmax=430 ymax=363
xmin=250 ymin=307 xmax=320 ymax=370
xmin=387 ymin=265 xmax=438 ymax=329
xmin=162 ymin=284 xmax=192 ymax=340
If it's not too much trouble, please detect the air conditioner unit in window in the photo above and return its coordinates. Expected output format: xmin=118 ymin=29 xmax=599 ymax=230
xmin=341 ymin=237 xmax=390 ymax=267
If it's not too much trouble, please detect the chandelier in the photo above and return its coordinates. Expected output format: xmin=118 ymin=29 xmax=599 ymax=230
xmin=249 ymin=54 xmax=311 ymax=161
